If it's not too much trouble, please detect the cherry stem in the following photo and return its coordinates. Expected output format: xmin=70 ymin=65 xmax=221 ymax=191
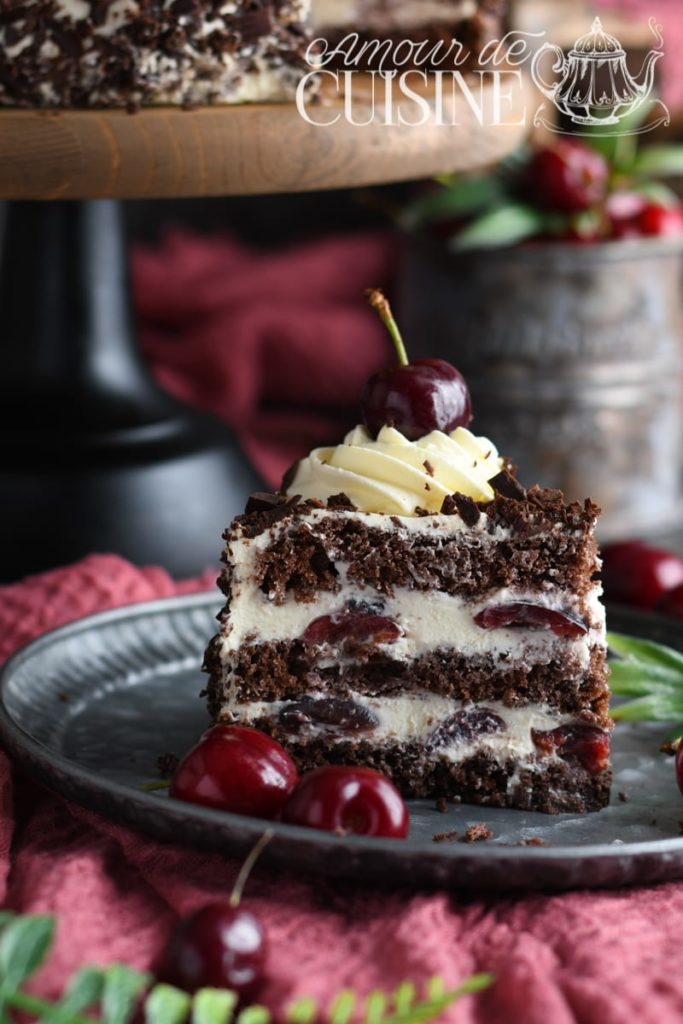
xmin=365 ymin=288 xmax=409 ymax=368
xmin=140 ymin=780 xmax=171 ymax=792
xmin=229 ymin=830 xmax=274 ymax=908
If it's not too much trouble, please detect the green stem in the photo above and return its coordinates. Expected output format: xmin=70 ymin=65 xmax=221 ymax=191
xmin=139 ymin=780 xmax=171 ymax=792
xmin=4 ymin=989 xmax=93 ymax=1023
xmin=365 ymin=290 xmax=409 ymax=367
xmin=229 ymin=831 xmax=274 ymax=908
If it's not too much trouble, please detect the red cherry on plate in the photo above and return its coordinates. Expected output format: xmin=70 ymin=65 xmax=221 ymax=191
xmin=523 ymin=141 xmax=609 ymax=214
xmin=170 ymin=725 xmax=298 ymax=818
xmin=157 ymin=905 xmax=266 ymax=998
xmin=281 ymin=766 xmax=409 ymax=839
xmin=602 ymin=541 xmax=683 ymax=611
xmin=638 ymin=203 xmax=683 ymax=238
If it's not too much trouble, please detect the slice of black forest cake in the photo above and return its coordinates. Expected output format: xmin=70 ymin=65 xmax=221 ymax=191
xmin=203 ymin=294 xmax=611 ymax=815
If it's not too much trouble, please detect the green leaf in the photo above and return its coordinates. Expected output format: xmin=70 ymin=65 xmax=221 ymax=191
xmin=399 ymin=176 xmax=504 ymax=230
xmin=632 ymin=145 xmax=683 ymax=179
xmin=392 ymin=982 xmax=416 ymax=1015
xmin=449 ymin=204 xmax=545 ymax=251
xmin=611 ymin=693 xmax=683 ymax=722
xmin=145 ymin=984 xmax=192 ymax=1024
xmin=235 ymin=1006 xmax=270 ymax=1024
xmin=582 ymin=104 xmax=650 ymax=169
xmin=191 ymin=988 xmax=238 ymax=1024
xmin=328 ymin=990 xmax=356 ymax=1024
xmin=100 ymin=964 xmax=150 ymax=1024
xmin=0 ymin=915 xmax=55 ymax=994
xmin=381 ymin=974 xmax=494 ymax=1024
xmin=609 ymin=662 xmax=679 ymax=697
xmin=630 ymin=181 xmax=681 ymax=206
xmin=608 ymin=633 xmax=683 ymax=675
xmin=424 ymin=978 xmax=444 ymax=1001
xmin=59 ymin=967 xmax=106 ymax=1015
xmin=364 ymin=990 xmax=386 ymax=1024
xmin=286 ymin=997 xmax=318 ymax=1024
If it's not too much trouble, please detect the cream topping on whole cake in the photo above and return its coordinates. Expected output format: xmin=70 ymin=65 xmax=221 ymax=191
xmin=285 ymin=424 xmax=504 ymax=515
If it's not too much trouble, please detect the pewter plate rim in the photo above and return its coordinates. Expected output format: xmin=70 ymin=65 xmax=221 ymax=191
xmin=2 ymin=593 xmax=683 ymax=892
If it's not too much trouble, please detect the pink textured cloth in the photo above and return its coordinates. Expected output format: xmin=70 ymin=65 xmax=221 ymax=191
xmin=133 ymin=231 xmax=395 ymax=489
xmin=2 ymin=558 xmax=683 ymax=1022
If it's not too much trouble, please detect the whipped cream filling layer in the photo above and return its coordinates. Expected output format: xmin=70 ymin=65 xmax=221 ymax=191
xmin=218 ymin=579 xmax=606 ymax=668
xmin=223 ymin=693 xmax=573 ymax=766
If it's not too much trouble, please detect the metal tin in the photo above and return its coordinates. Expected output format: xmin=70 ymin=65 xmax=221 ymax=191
xmin=399 ymin=234 xmax=683 ymax=539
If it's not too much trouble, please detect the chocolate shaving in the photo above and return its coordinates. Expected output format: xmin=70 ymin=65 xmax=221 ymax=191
xmin=245 ymin=492 xmax=285 ymax=514
xmin=327 ymin=493 xmax=357 ymax=511
xmin=464 ymin=824 xmax=493 ymax=843
xmin=453 ymin=494 xmax=481 ymax=526
xmin=490 ymin=470 xmax=527 ymax=501
xmin=433 ymin=830 xmax=459 ymax=844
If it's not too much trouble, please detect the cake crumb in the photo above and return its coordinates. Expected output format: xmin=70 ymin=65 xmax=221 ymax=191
xmin=650 ymin=818 xmax=658 ymax=827
xmin=157 ymin=752 xmax=180 ymax=778
xmin=519 ymin=837 xmax=547 ymax=847
xmin=464 ymin=824 xmax=493 ymax=843
xmin=58 ymin=691 xmax=70 ymax=704
xmin=450 ymin=795 xmax=462 ymax=805
xmin=433 ymin=830 xmax=459 ymax=844
xmin=435 ymin=797 xmax=448 ymax=814
xmin=618 ymin=791 xmax=628 ymax=803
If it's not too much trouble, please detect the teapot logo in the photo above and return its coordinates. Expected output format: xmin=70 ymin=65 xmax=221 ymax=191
xmin=531 ymin=17 xmax=669 ymax=135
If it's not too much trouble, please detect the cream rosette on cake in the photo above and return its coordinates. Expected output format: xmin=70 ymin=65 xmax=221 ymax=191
xmin=285 ymin=424 xmax=504 ymax=515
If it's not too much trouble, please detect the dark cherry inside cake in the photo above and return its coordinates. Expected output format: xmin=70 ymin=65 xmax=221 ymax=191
xmin=203 ymin=289 xmax=611 ymax=816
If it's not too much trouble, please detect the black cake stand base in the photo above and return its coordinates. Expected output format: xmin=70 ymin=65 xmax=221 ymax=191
xmin=0 ymin=200 xmax=261 ymax=583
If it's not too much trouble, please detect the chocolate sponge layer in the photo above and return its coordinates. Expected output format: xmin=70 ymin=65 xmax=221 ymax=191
xmin=204 ymin=640 xmax=610 ymax=720
xmin=233 ymin=728 xmax=612 ymax=814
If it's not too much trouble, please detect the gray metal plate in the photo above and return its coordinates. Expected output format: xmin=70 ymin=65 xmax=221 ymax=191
xmin=1 ymin=593 xmax=683 ymax=893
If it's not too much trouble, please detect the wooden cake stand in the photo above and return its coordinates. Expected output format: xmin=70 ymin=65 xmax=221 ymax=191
xmin=0 ymin=77 xmax=531 ymax=581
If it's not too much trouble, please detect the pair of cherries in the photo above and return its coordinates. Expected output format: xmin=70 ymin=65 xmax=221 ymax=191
xmin=170 ymin=724 xmax=409 ymax=839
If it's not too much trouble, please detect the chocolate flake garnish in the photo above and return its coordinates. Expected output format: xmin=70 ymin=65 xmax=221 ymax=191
xmin=433 ymin=830 xmax=459 ymax=844
xmin=157 ymin=752 xmax=180 ymax=778
xmin=245 ymin=492 xmax=285 ymax=514
xmin=453 ymin=494 xmax=481 ymax=527
xmin=327 ymin=493 xmax=356 ymax=511
xmin=464 ymin=824 xmax=493 ymax=843
xmin=423 ymin=460 xmax=435 ymax=477
xmin=490 ymin=470 xmax=527 ymax=501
